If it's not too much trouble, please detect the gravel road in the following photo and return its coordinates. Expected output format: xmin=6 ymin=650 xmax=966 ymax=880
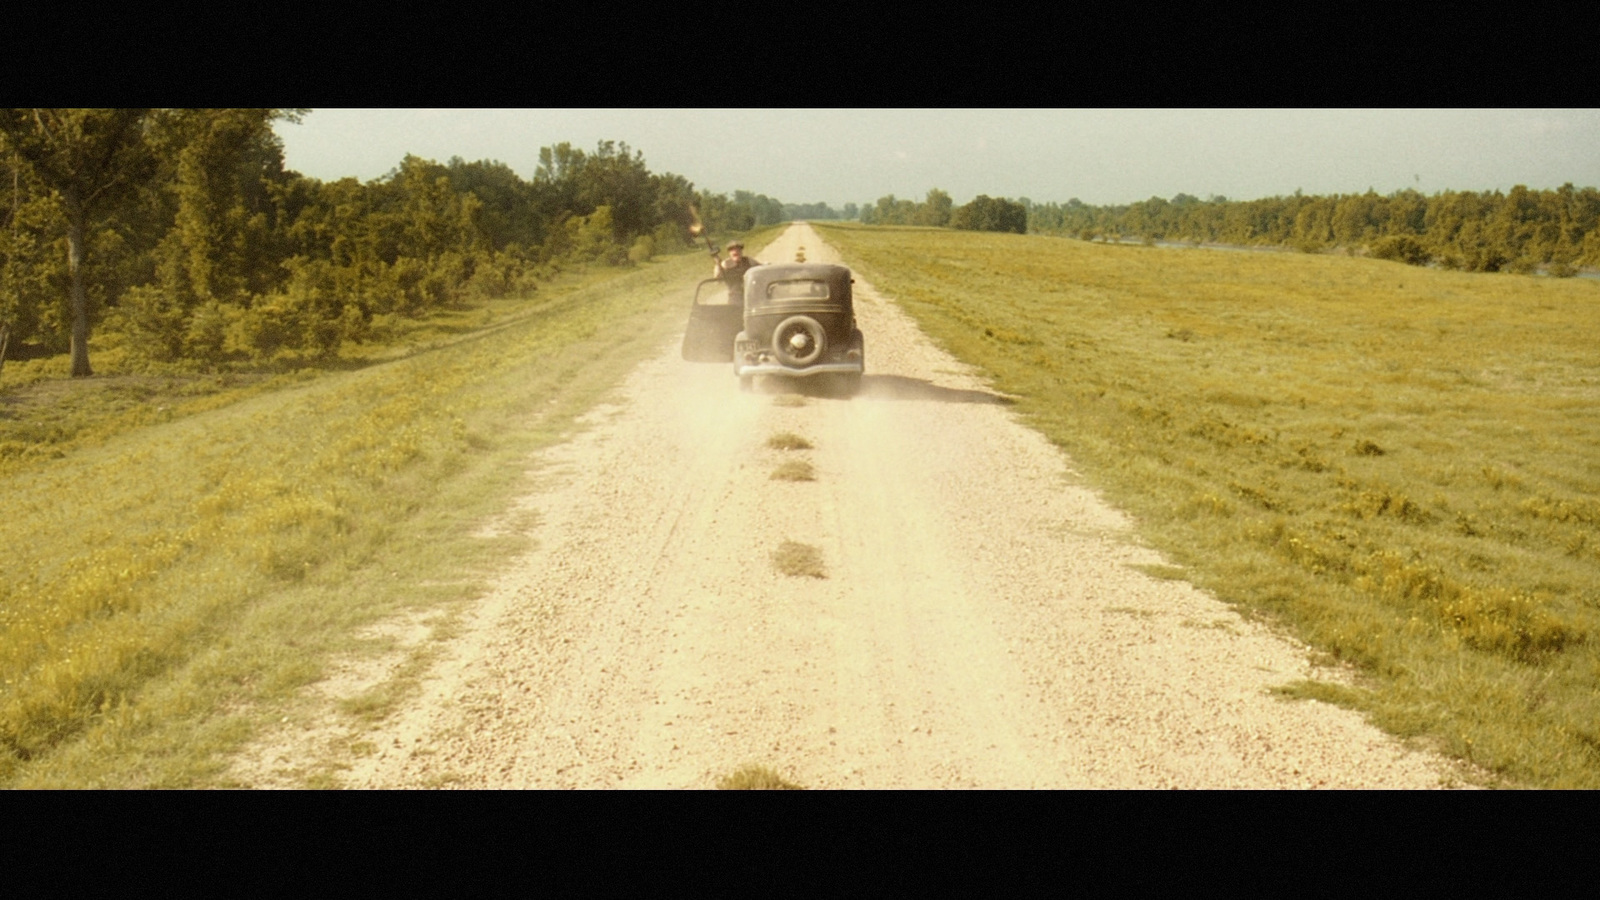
xmin=308 ymin=223 xmax=1459 ymax=788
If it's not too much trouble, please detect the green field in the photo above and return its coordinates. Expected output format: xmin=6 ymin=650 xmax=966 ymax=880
xmin=817 ymin=222 xmax=1600 ymax=788
xmin=0 ymin=242 xmax=749 ymax=787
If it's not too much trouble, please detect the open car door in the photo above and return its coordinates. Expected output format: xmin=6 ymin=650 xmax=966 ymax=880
xmin=681 ymin=278 xmax=744 ymax=362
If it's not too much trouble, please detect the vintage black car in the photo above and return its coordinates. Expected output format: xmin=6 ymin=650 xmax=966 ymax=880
xmin=681 ymin=262 xmax=864 ymax=393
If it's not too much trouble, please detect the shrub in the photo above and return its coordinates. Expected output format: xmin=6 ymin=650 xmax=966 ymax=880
xmin=653 ymin=222 xmax=689 ymax=251
xmin=113 ymin=285 xmax=188 ymax=363
xmin=225 ymin=295 xmax=303 ymax=360
xmin=627 ymin=235 xmax=655 ymax=264
xmin=464 ymin=250 xmax=520 ymax=300
xmin=183 ymin=301 xmax=233 ymax=363
xmin=1368 ymin=235 xmax=1433 ymax=266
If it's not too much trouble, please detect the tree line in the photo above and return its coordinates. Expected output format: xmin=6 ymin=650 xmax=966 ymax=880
xmin=847 ymin=184 xmax=1600 ymax=273
xmin=1026 ymin=187 xmax=1600 ymax=274
xmin=840 ymin=183 xmax=1600 ymax=275
xmin=0 ymin=109 xmax=793 ymax=376
xmin=781 ymin=190 xmax=1029 ymax=233
xmin=9 ymin=110 xmax=1588 ymax=381
xmin=855 ymin=189 xmax=1028 ymax=233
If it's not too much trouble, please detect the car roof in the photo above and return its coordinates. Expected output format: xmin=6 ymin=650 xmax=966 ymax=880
xmin=748 ymin=262 xmax=851 ymax=287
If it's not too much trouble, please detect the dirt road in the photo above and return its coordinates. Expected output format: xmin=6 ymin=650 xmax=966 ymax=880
xmin=319 ymin=223 xmax=1456 ymax=788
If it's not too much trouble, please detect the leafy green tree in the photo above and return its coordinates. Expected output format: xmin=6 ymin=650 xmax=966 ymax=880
xmin=446 ymin=156 xmax=543 ymax=251
xmin=782 ymin=201 xmax=842 ymax=220
xmin=1 ymin=115 xmax=803 ymax=371
xmin=576 ymin=141 xmax=655 ymax=241
xmin=164 ymin=109 xmax=296 ymax=303
xmin=915 ymin=188 xmax=953 ymax=227
xmin=733 ymin=190 xmax=786 ymax=227
xmin=533 ymin=141 xmax=586 ymax=221
xmin=867 ymin=194 xmax=917 ymax=225
xmin=111 ymin=109 xmax=301 ymax=362
xmin=952 ymin=195 xmax=1026 ymax=233
xmin=0 ymin=109 xmax=155 ymax=375
xmin=651 ymin=172 xmax=697 ymax=249
xmin=695 ymin=189 xmax=751 ymax=234
xmin=2 ymin=149 xmax=68 ymax=370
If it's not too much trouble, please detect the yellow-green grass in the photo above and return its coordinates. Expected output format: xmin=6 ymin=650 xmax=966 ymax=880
xmin=0 ymin=250 xmax=715 ymax=787
xmin=817 ymin=222 xmax=1600 ymax=788
xmin=716 ymin=763 xmax=804 ymax=789
xmin=0 ymin=265 xmax=681 ymax=473
xmin=771 ymin=459 xmax=816 ymax=481
xmin=766 ymin=432 xmax=813 ymax=451
xmin=772 ymin=541 xmax=826 ymax=579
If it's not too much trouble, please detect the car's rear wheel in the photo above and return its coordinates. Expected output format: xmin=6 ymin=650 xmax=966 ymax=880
xmin=772 ymin=316 xmax=825 ymax=367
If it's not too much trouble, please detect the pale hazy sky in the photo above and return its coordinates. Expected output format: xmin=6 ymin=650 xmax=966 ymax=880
xmin=277 ymin=109 xmax=1600 ymax=208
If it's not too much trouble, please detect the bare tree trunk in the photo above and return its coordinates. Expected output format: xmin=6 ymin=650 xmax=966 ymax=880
xmin=0 ymin=321 xmax=10 ymax=382
xmin=66 ymin=213 xmax=91 ymax=377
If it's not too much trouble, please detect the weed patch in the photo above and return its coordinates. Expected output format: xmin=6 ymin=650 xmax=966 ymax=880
xmin=766 ymin=431 xmax=813 ymax=451
xmin=717 ymin=764 xmax=804 ymax=789
xmin=772 ymin=541 xmax=826 ymax=579
xmin=771 ymin=460 xmax=816 ymax=482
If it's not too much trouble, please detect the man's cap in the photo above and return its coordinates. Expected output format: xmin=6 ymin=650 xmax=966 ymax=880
xmin=727 ymin=241 xmax=744 ymax=249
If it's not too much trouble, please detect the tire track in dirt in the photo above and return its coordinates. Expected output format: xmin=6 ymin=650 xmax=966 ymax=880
xmin=315 ymin=223 xmax=1463 ymax=788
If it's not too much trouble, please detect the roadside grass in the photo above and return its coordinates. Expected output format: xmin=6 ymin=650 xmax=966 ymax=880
xmin=770 ymin=459 xmax=816 ymax=482
xmin=0 ymin=271 xmax=645 ymax=474
xmin=772 ymin=541 xmax=826 ymax=579
xmin=817 ymin=222 xmax=1600 ymax=788
xmin=717 ymin=763 xmax=804 ymax=789
xmin=0 ymin=370 xmax=285 ymax=474
xmin=1129 ymin=563 xmax=1188 ymax=581
xmin=0 ymin=250 xmax=713 ymax=787
xmin=0 ymin=219 xmax=791 ymax=464
xmin=767 ymin=431 xmax=813 ymax=451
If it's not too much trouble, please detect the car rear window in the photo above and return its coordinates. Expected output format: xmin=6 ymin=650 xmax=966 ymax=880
xmin=766 ymin=280 xmax=830 ymax=301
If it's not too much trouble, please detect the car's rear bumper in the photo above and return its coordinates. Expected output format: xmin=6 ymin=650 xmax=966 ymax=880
xmin=734 ymin=360 xmax=863 ymax=378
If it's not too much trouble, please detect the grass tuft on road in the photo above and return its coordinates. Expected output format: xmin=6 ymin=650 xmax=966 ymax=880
xmin=766 ymin=431 xmax=813 ymax=450
xmin=818 ymin=221 xmax=1600 ymax=788
xmin=716 ymin=763 xmax=804 ymax=789
xmin=770 ymin=460 xmax=816 ymax=482
xmin=772 ymin=541 xmax=826 ymax=579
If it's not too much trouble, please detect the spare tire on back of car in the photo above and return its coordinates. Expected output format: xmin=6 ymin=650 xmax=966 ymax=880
xmin=772 ymin=315 xmax=825 ymax=367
